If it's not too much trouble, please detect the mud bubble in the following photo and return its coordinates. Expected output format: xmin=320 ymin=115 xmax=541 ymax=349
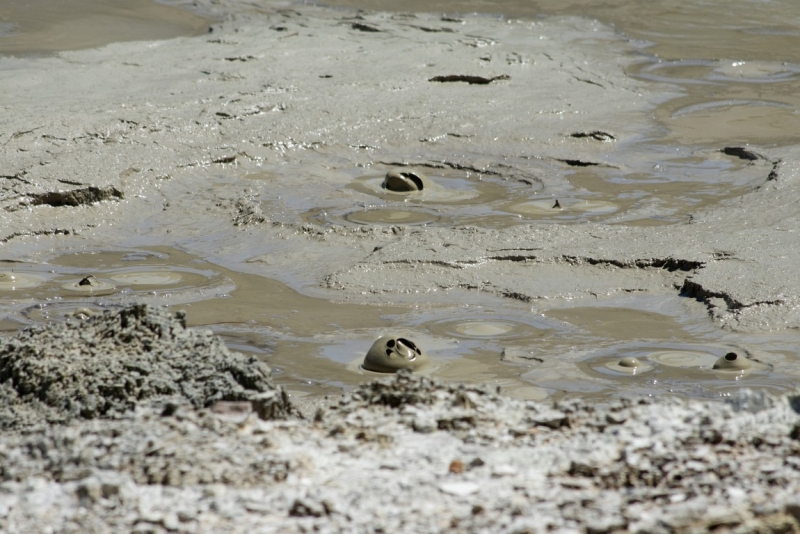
xmin=349 ymin=168 xmax=486 ymax=203
xmin=604 ymin=356 xmax=654 ymax=375
xmin=62 ymin=274 xmax=117 ymax=295
xmin=713 ymin=351 xmax=755 ymax=373
xmin=382 ymin=169 xmax=430 ymax=192
xmin=362 ymin=335 xmax=430 ymax=373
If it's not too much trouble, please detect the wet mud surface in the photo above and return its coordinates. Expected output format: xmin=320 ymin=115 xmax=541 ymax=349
xmin=0 ymin=0 xmax=211 ymax=56
xmin=2 ymin=0 xmax=800 ymax=401
xmin=2 ymin=0 xmax=800 ymax=529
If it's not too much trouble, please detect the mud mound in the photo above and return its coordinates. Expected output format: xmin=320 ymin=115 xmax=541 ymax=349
xmin=0 ymin=304 xmax=292 ymax=428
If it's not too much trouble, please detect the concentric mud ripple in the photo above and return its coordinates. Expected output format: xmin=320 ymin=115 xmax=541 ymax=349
xmin=579 ymin=342 xmax=772 ymax=383
xmin=108 ymin=271 xmax=184 ymax=286
xmin=501 ymin=198 xmax=619 ymax=220
xmin=0 ymin=271 xmax=47 ymax=291
xmin=47 ymin=249 xmax=228 ymax=300
xmin=424 ymin=318 xmax=549 ymax=341
xmin=349 ymin=173 xmax=485 ymax=203
xmin=1 ymin=248 xmax=233 ymax=328
xmin=343 ymin=207 xmax=441 ymax=226
xmin=647 ymin=348 xmax=720 ymax=368
xmin=672 ymin=99 xmax=794 ymax=118
xmin=295 ymin=150 xmax=763 ymax=228
xmin=635 ymin=58 xmax=800 ymax=85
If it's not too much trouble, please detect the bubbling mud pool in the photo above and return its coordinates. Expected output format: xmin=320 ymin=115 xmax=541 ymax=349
xmin=257 ymin=151 xmax=770 ymax=231
xmin=5 ymin=246 xmax=800 ymax=404
xmin=2 ymin=0 xmax=800 ymax=407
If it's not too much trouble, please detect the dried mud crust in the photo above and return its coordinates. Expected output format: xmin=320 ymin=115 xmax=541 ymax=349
xmin=2 ymin=372 xmax=800 ymax=532
xmin=0 ymin=304 xmax=293 ymax=428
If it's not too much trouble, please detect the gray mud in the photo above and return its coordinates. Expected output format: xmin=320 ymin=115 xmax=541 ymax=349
xmin=3 ymin=0 xmax=800 ymax=530
xmin=2 ymin=0 xmax=798 ymax=335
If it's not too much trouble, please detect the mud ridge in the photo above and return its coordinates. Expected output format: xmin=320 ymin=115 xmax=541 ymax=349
xmin=569 ymin=131 xmax=616 ymax=141
xmin=768 ymin=160 xmax=782 ymax=181
xmin=486 ymin=254 xmax=539 ymax=262
xmin=556 ymin=158 xmax=607 ymax=167
xmin=27 ymin=186 xmax=123 ymax=208
xmin=681 ymin=278 xmax=786 ymax=311
xmin=721 ymin=146 xmax=768 ymax=162
xmin=562 ymin=256 xmax=705 ymax=272
xmin=428 ymin=74 xmax=510 ymax=84
xmin=377 ymin=160 xmax=506 ymax=176
xmin=0 ymin=227 xmax=76 ymax=244
xmin=382 ymin=258 xmax=481 ymax=269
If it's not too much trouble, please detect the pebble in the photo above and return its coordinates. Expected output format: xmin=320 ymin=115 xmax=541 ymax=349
xmin=439 ymin=482 xmax=480 ymax=496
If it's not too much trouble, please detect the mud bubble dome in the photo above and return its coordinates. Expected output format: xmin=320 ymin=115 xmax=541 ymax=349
xmin=362 ymin=335 xmax=430 ymax=373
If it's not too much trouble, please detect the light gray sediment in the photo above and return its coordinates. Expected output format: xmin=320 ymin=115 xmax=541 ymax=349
xmin=2 ymin=364 xmax=800 ymax=532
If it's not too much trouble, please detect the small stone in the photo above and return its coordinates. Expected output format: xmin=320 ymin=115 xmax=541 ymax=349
xmin=161 ymin=512 xmax=180 ymax=531
xmin=289 ymin=498 xmax=332 ymax=517
xmin=76 ymin=477 xmax=102 ymax=503
xmin=529 ymin=410 xmax=569 ymax=429
xmin=492 ymin=464 xmax=517 ymax=477
xmin=449 ymin=460 xmax=464 ymax=474
xmin=251 ymin=390 xmax=293 ymax=421
xmin=177 ymin=509 xmax=197 ymax=522
xmin=439 ymin=481 xmax=479 ymax=496
xmin=412 ymin=415 xmax=437 ymax=433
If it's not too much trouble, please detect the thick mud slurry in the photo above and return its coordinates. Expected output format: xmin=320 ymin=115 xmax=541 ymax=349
xmin=3 ymin=0 xmax=800 ymax=530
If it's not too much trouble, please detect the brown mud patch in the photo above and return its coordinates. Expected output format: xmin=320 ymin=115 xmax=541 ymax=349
xmin=0 ymin=0 xmax=211 ymax=56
